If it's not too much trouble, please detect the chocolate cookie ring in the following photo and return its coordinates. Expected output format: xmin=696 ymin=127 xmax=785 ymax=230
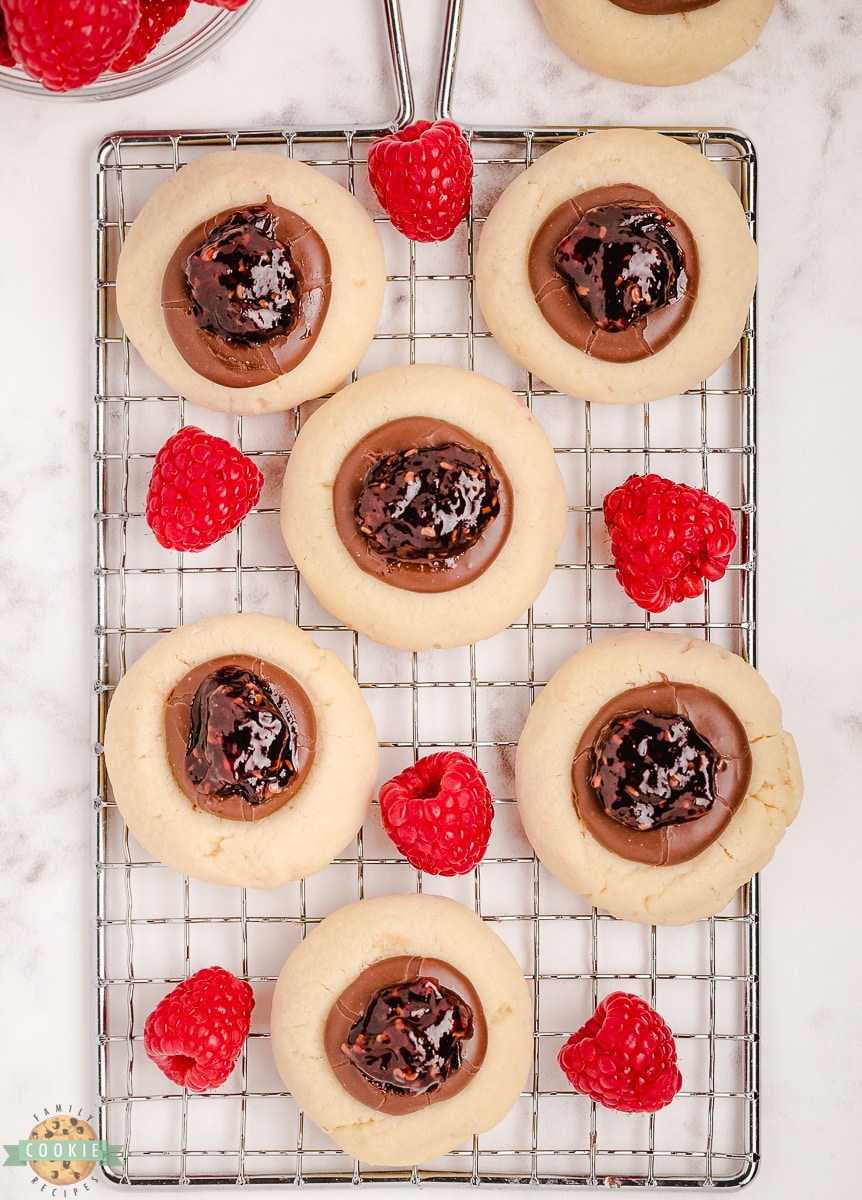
xmin=103 ymin=613 xmax=378 ymax=889
xmin=475 ymin=129 xmax=757 ymax=406
xmin=160 ymin=199 xmax=332 ymax=390
xmin=164 ymin=654 xmax=317 ymax=823
xmin=533 ymin=0 xmax=778 ymax=87
xmin=271 ymin=894 xmax=532 ymax=1165
xmin=115 ymin=150 xmax=385 ymax=415
xmin=571 ymin=680 xmax=752 ymax=866
xmin=280 ymin=364 xmax=567 ymax=651
xmin=515 ymin=631 xmax=802 ymax=925
xmin=324 ymin=955 xmax=487 ymax=1114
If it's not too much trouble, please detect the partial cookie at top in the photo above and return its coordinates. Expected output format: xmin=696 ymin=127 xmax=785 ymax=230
xmin=102 ymin=612 xmax=378 ymax=889
xmin=533 ymin=0 xmax=778 ymax=87
xmin=280 ymin=363 xmax=567 ymax=651
xmin=270 ymin=893 xmax=533 ymax=1165
xmin=475 ymin=128 xmax=757 ymax=405
xmin=115 ymin=150 xmax=385 ymax=415
xmin=515 ymin=631 xmax=802 ymax=925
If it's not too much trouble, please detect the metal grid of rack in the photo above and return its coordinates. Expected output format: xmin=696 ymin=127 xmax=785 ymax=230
xmin=92 ymin=6 xmax=759 ymax=1184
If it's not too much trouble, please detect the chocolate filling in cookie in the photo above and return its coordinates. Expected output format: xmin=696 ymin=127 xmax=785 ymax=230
xmin=529 ymin=184 xmax=698 ymax=364
xmin=332 ymin=416 xmax=514 ymax=594
xmin=162 ymin=198 xmax=332 ymax=389
xmin=324 ymin=955 xmax=487 ymax=1114
xmin=165 ymin=655 xmax=316 ymax=821
xmin=608 ymin=1 xmax=719 ymax=13
xmin=571 ymin=680 xmax=751 ymax=865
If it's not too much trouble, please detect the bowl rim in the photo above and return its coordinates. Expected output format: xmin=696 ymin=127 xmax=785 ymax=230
xmin=0 ymin=0 xmax=261 ymax=101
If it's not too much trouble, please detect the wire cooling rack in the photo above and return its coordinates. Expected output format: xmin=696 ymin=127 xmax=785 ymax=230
xmin=92 ymin=5 xmax=759 ymax=1187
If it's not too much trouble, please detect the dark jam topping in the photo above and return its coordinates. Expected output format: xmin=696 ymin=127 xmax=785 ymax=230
xmin=185 ymin=665 xmax=299 ymax=806
xmin=355 ymin=443 xmax=500 ymax=563
xmin=185 ymin=205 xmax=298 ymax=343
xmin=609 ymin=1 xmax=719 ymax=13
xmin=554 ymin=205 xmax=684 ymax=333
xmin=591 ymin=709 xmax=716 ymax=830
xmin=343 ymin=976 xmax=473 ymax=1096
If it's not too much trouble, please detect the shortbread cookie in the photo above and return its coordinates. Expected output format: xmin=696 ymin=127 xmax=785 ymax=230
xmin=534 ymin=0 xmax=778 ymax=87
xmin=115 ymin=150 xmax=386 ymax=415
xmin=280 ymin=363 xmax=567 ymax=651
xmin=475 ymin=128 xmax=757 ymax=405
xmin=515 ymin=631 xmax=802 ymax=925
xmin=103 ymin=613 xmax=378 ymax=888
xmin=270 ymin=893 xmax=532 ymax=1165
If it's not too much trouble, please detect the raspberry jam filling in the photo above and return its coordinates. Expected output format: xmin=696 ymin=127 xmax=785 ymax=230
xmin=332 ymin=416 xmax=514 ymax=594
xmin=165 ymin=654 xmax=316 ymax=822
xmin=554 ymin=205 xmax=684 ymax=334
xmin=528 ymin=184 xmax=698 ymax=364
xmin=356 ymin=443 xmax=500 ymax=563
xmin=161 ymin=199 xmax=332 ymax=389
xmin=571 ymin=680 xmax=752 ymax=866
xmin=591 ymin=709 xmax=715 ymax=830
xmin=185 ymin=665 xmax=299 ymax=806
xmin=343 ymin=976 xmax=473 ymax=1095
xmin=185 ymin=206 xmax=298 ymax=343
xmin=324 ymin=954 xmax=487 ymax=1114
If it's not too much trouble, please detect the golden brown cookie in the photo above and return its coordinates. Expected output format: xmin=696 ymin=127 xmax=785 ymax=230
xmin=515 ymin=631 xmax=802 ymax=924
xmin=533 ymin=0 xmax=779 ymax=86
xmin=475 ymin=128 xmax=757 ymax=406
xmin=103 ymin=613 xmax=378 ymax=888
xmin=115 ymin=150 xmax=385 ymax=415
xmin=270 ymin=894 xmax=533 ymax=1165
xmin=280 ymin=363 xmax=567 ymax=651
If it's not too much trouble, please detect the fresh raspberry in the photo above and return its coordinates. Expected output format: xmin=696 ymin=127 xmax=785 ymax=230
xmin=3 ymin=0 xmax=140 ymax=91
xmin=558 ymin=992 xmax=682 ymax=1114
xmin=146 ymin=426 xmax=264 ymax=552
xmin=603 ymin=473 xmax=737 ymax=613
xmin=0 ymin=9 xmax=18 ymax=66
xmin=110 ymin=0 xmax=189 ymax=73
xmin=143 ymin=966 xmax=254 ymax=1092
xmin=379 ymin=751 xmax=493 ymax=875
xmin=367 ymin=119 xmax=473 ymax=242
xmin=196 ymin=0 xmax=250 ymax=9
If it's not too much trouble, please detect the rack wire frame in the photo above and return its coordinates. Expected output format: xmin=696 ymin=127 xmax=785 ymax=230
xmin=92 ymin=29 xmax=760 ymax=1190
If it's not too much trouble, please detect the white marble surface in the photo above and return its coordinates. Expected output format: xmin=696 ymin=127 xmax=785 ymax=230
xmin=0 ymin=0 xmax=859 ymax=1196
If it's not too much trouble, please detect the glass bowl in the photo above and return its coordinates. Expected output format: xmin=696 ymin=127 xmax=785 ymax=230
xmin=0 ymin=0 xmax=261 ymax=100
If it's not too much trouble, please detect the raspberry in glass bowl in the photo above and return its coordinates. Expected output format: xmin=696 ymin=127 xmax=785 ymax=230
xmin=0 ymin=0 xmax=260 ymax=100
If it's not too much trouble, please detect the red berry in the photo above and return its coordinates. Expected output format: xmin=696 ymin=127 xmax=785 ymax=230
xmin=558 ymin=992 xmax=682 ymax=1114
xmin=367 ymin=119 xmax=473 ymax=242
xmin=110 ymin=0 xmax=189 ymax=73
xmin=603 ymin=473 xmax=737 ymax=613
xmin=143 ymin=966 xmax=254 ymax=1093
xmin=0 ymin=9 xmax=18 ymax=66
xmin=197 ymin=0 xmax=250 ymax=9
xmin=3 ymin=0 xmax=140 ymax=91
xmin=379 ymin=752 xmax=493 ymax=875
xmin=146 ymin=426 xmax=264 ymax=552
